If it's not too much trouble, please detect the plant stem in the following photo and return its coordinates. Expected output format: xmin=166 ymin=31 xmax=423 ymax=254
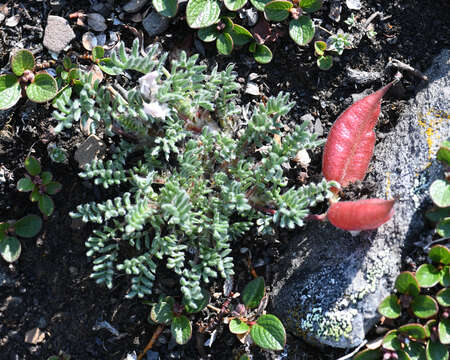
xmin=138 ymin=324 xmax=165 ymax=360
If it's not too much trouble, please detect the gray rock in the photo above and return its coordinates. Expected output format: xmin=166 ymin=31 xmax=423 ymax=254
xmin=271 ymin=49 xmax=450 ymax=348
xmin=123 ymin=0 xmax=150 ymax=13
xmin=346 ymin=67 xmax=382 ymax=85
xmin=43 ymin=15 xmax=76 ymax=53
xmin=74 ymin=135 xmax=106 ymax=169
xmin=142 ymin=11 xmax=169 ymax=38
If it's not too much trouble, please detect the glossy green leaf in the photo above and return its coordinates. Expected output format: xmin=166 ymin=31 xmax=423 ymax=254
xmin=0 ymin=236 xmax=21 ymax=263
xmin=242 ymin=277 xmax=265 ymax=308
xmin=424 ymin=319 xmax=437 ymax=338
xmin=398 ymin=351 xmax=413 ymax=360
xmin=250 ymin=314 xmax=286 ymax=351
xmin=382 ymin=330 xmax=402 ymax=351
xmin=404 ymin=341 xmax=426 ymax=360
xmin=429 ymin=245 xmax=450 ymax=265
xmin=222 ymin=16 xmax=234 ymax=32
xmin=250 ymin=0 xmax=272 ymax=11
xmin=436 ymin=288 xmax=450 ymax=307
xmin=441 ymin=266 xmax=450 ymax=287
xmin=354 ymin=349 xmax=383 ymax=360
xmin=289 ymin=16 xmax=315 ymax=46
xmin=46 ymin=182 xmax=62 ymax=195
xmin=30 ymin=188 xmax=41 ymax=202
xmin=314 ymin=40 xmax=327 ymax=55
xmin=13 ymin=215 xmax=42 ymax=238
xmin=63 ymin=56 xmax=72 ymax=70
xmin=398 ymin=323 xmax=427 ymax=339
xmin=416 ymin=264 xmax=441 ymax=288
xmin=253 ymin=44 xmax=273 ymax=64
xmin=264 ymin=0 xmax=293 ymax=22
xmin=25 ymin=156 xmax=41 ymax=176
xmin=153 ymin=0 xmax=178 ymax=17
xmin=426 ymin=340 xmax=449 ymax=360
xmin=11 ymin=49 xmax=35 ymax=76
xmin=151 ymin=296 xmax=174 ymax=324
xmin=41 ymin=171 xmax=53 ymax=185
xmin=395 ymin=271 xmax=420 ymax=296
xmin=17 ymin=177 xmax=34 ymax=192
xmin=0 ymin=223 xmax=9 ymax=238
xmin=224 ymin=0 xmax=247 ymax=11
xmin=437 ymin=139 xmax=450 ymax=166
xmin=186 ymin=0 xmax=221 ymax=29
xmin=426 ymin=207 xmax=450 ymax=223
xmin=217 ymin=33 xmax=234 ymax=55
xmin=411 ymin=295 xmax=439 ymax=319
xmin=317 ymin=55 xmax=333 ymax=70
xmin=183 ymin=288 xmax=210 ymax=313
xmin=430 ymin=180 xmax=450 ymax=208
xmin=378 ymin=294 xmax=401 ymax=319
xmin=230 ymin=24 xmax=253 ymax=46
xmin=26 ymin=72 xmax=58 ymax=103
xmin=299 ymin=0 xmax=322 ymax=13
xmin=437 ymin=218 xmax=450 ymax=238
xmin=91 ymin=46 xmax=105 ymax=62
xmin=229 ymin=318 xmax=250 ymax=334
xmin=239 ymin=355 xmax=250 ymax=360
xmin=0 ymin=74 xmax=21 ymax=110
xmin=198 ymin=26 xmax=220 ymax=42
xmin=171 ymin=315 xmax=192 ymax=345
xmin=439 ymin=318 xmax=450 ymax=344
xmin=39 ymin=194 xmax=55 ymax=217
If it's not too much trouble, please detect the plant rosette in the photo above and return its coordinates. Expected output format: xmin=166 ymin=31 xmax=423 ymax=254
xmin=17 ymin=156 xmax=62 ymax=217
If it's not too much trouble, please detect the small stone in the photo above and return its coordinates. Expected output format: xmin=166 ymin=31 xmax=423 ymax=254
xmin=314 ymin=119 xmax=323 ymax=136
xmin=142 ymin=11 xmax=169 ymax=37
xmin=346 ymin=67 xmax=382 ymax=85
xmin=329 ymin=0 xmax=342 ymax=22
xmin=24 ymin=328 xmax=45 ymax=344
xmin=38 ymin=317 xmax=47 ymax=329
xmin=243 ymin=8 xmax=258 ymax=27
xmin=293 ymin=149 xmax=311 ymax=168
xmin=244 ymin=82 xmax=260 ymax=96
xmin=300 ymin=113 xmax=315 ymax=124
xmin=5 ymin=15 xmax=19 ymax=27
xmin=87 ymin=13 xmax=107 ymax=32
xmin=346 ymin=0 xmax=362 ymax=10
xmin=123 ymin=0 xmax=150 ymax=13
xmin=146 ymin=350 xmax=159 ymax=360
xmin=82 ymin=31 xmax=97 ymax=51
xmin=74 ymin=135 xmax=106 ymax=168
xmin=43 ymin=15 xmax=76 ymax=53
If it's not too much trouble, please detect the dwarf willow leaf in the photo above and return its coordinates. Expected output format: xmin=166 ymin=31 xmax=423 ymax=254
xmin=13 ymin=215 xmax=42 ymax=238
xmin=0 ymin=236 xmax=21 ymax=263
xmin=186 ymin=0 xmax=221 ymax=29
xmin=317 ymin=55 xmax=333 ymax=70
xmin=378 ymin=294 xmax=401 ymax=319
xmin=411 ymin=295 xmax=439 ymax=319
xmin=198 ymin=26 xmax=220 ymax=42
xmin=26 ymin=72 xmax=58 ymax=103
xmin=0 ymin=74 xmax=21 ymax=110
xmin=430 ymin=180 xmax=450 ymax=208
xmin=230 ymin=24 xmax=253 ymax=46
xmin=250 ymin=314 xmax=286 ymax=351
xmin=264 ymin=0 xmax=293 ymax=22
xmin=250 ymin=0 xmax=272 ymax=11
xmin=253 ymin=44 xmax=273 ymax=64
xmin=217 ymin=33 xmax=234 ymax=55
xmin=242 ymin=277 xmax=265 ymax=308
xmin=299 ymin=0 xmax=322 ymax=13
xmin=25 ymin=156 xmax=41 ymax=176
xmin=289 ymin=16 xmax=315 ymax=46
xmin=224 ymin=0 xmax=247 ymax=11
xmin=11 ymin=49 xmax=35 ymax=76
xmin=416 ymin=264 xmax=441 ymax=288
xmin=153 ymin=0 xmax=178 ymax=17
xmin=229 ymin=318 xmax=250 ymax=334
xmin=171 ymin=315 xmax=192 ymax=344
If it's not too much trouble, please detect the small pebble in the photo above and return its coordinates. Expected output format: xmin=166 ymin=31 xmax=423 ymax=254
xmin=87 ymin=13 xmax=107 ymax=32
xmin=123 ymin=0 xmax=150 ymax=13
xmin=5 ymin=15 xmax=19 ymax=27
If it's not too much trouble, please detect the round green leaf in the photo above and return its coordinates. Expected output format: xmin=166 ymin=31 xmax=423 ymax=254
xmin=17 ymin=177 xmax=34 ymax=192
xmin=183 ymin=288 xmax=210 ymax=313
xmin=250 ymin=0 xmax=272 ymax=11
xmin=437 ymin=139 xmax=450 ymax=166
xmin=382 ymin=330 xmax=402 ymax=351
xmin=151 ymin=296 xmax=175 ymax=324
xmin=39 ymin=194 xmax=55 ymax=217
xmin=426 ymin=207 xmax=450 ymax=223
xmin=264 ymin=0 xmax=293 ymax=22
xmin=441 ymin=266 xmax=450 ymax=287
xmin=397 ymin=351 xmax=413 ymax=360
xmin=13 ymin=215 xmax=42 ymax=238
xmin=198 ymin=26 xmax=220 ymax=42
xmin=30 ymin=188 xmax=41 ymax=202
xmin=0 ymin=236 xmax=21 ymax=263
xmin=26 ymin=72 xmax=58 ymax=103
xmin=63 ymin=56 xmax=73 ymax=70
xmin=439 ymin=318 xmax=450 ymax=345
xmin=171 ymin=315 xmax=192 ymax=345
xmin=230 ymin=24 xmax=253 ymax=46
xmin=426 ymin=340 xmax=449 ymax=360
xmin=437 ymin=218 xmax=450 ymax=238
xmin=0 ymin=74 xmax=21 ymax=110
xmin=40 ymin=171 xmax=53 ymax=185
xmin=25 ymin=156 xmax=41 ymax=176
xmin=436 ymin=288 xmax=450 ymax=307
xmin=153 ymin=0 xmax=178 ymax=17
xmin=242 ymin=277 xmax=265 ymax=308
xmin=416 ymin=264 xmax=441 ymax=288
xmin=430 ymin=180 xmax=450 ymax=208
xmin=91 ymin=46 xmax=105 ymax=62
xmin=217 ymin=33 xmax=234 ymax=55
xmin=253 ymin=44 xmax=273 ymax=64
xmin=317 ymin=55 xmax=333 ymax=70
xmin=229 ymin=318 xmax=250 ymax=334
xmin=289 ymin=16 xmax=315 ymax=46
xmin=404 ymin=341 xmax=426 ymax=360
xmin=299 ymin=0 xmax=322 ymax=13
xmin=425 ymin=319 xmax=437 ymax=338
xmin=224 ymin=0 xmax=247 ymax=11
xmin=250 ymin=314 xmax=286 ymax=351
xmin=395 ymin=271 xmax=420 ymax=296
xmin=354 ymin=349 xmax=383 ymax=360
xmin=11 ymin=49 xmax=35 ymax=76
xmin=398 ymin=323 xmax=427 ymax=339
xmin=411 ymin=295 xmax=439 ymax=319
xmin=429 ymin=245 xmax=450 ymax=265
xmin=378 ymin=294 xmax=401 ymax=319
xmin=222 ymin=16 xmax=234 ymax=32
xmin=186 ymin=0 xmax=221 ymax=29
xmin=46 ymin=182 xmax=62 ymax=195
xmin=314 ymin=40 xmax=327 ymax=55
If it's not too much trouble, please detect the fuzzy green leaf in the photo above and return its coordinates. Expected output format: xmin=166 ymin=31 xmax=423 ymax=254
xmin=437 ymin=139 xmax=450 ymax=166
xmin=250 ymin=314 xmax=286 ymax=351
xmin=39 ymin=194 xmax=55 ymax=217
xmin=430 ymin=180 xmax=450 ymax=208
xmin=250 ymin=0 xmax=272 ymax=11
xmin=0 ymin=236 xmax=21 ymax=263
xmin=395 ymin=271 xmax=420 ymax=297
xmin=436 ymin=288 xmax=450 ymax=307
xmin=242 ymin=277 xmax=265 ymax=308
xmin=13 ymin=215 xmax=42 ymax=238
xmin=11 ymin=49 xmax=35 ymax=76
xmin=25 ymin=156 xmax=41 ymax=176
xmin=46 ymin=182 xmax=62 ymax=195
xmin=398 ymin=323 xmax=427 ymax=339
xmin=153 ymin=0 xmax=178 ymax=17
xmin=437 ymin=218 xmax=450 ymax=238
xmin=378 ymin=294 xmax=401 ymax=319
xmin=183 ymin=288 xmax=210 ymax=313
xmin=411 ymin=295 xmax=439 ymax=319
xmin=299 ymin=0 xmax=322 ymax=13
xmin=354 ymin=349 xmax=383 ymax=360
xmin=264 ymin=1 xmax=293 ymax=22
xmin=229 ymin=318 xmax=250 ymax=334
xmin=171 ymin=315 xmax=192 ymax=345
xmin=151 ymin=296 xmax=175 ymax=324
xmin=253 ymin=44 xmax=273 ymax=64
xmin=289 ymin=16 xmax=315 ymax=46
xmin=26 ymin=72 xmax=58 ymax=103
xmin=0 ymin=74 xmax=21 ymax=110
xmin=217 ymin=33 xmax=234 ymax=55
xmin=186 ymin=0 xmax=221 ymax=29
xmin=429 ymin=245 xmax=450 ymax=265
xmin=426 ymin=340 xmax=449 ymax=360
xmin=224 ymin=0 xmax=247 ymax=11
xmin=439 ymin=318 xmax=450 ymax=345
xmin=230 ymin=24 xmax=253 ymax=46
xmin=416 ymin=264 xmax=441 ymax=288
xmin=41 ymin=171 xmax=53 ymax=185
xmin=317 ymin=55 xmax=333 ymax=70
xmin=198 ymin=26 xmax=220 ymax=42
xmin=17 ymin=177 xmax=34 ymax=192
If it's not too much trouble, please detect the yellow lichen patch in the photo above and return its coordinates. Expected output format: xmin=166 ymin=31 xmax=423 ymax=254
xmin=417 ymin=108 xmax=449 ymax=160
xmin=385 ymin=172 xmax=392 ymax=199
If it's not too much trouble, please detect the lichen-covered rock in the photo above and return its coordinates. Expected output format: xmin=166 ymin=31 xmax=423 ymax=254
xmin=43 ymin=15 xmax=76 ymax=53
xmin=271 ymin=49 xmax=450 ymax=348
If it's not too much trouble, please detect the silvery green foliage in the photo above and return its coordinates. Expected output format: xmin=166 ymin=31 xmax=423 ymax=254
xmin=64 ymin=39 xmax=337 ymax=306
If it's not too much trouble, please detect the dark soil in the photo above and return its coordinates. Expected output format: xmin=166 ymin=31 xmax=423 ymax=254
xmin=0 ymin=0 xmax=449 ymax=359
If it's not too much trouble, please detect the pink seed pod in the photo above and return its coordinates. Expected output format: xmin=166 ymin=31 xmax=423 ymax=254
xmin=322 ymin=82 xmax=394 ymax=187
xmin=327 ymin=198 xmax=395 ymax=231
